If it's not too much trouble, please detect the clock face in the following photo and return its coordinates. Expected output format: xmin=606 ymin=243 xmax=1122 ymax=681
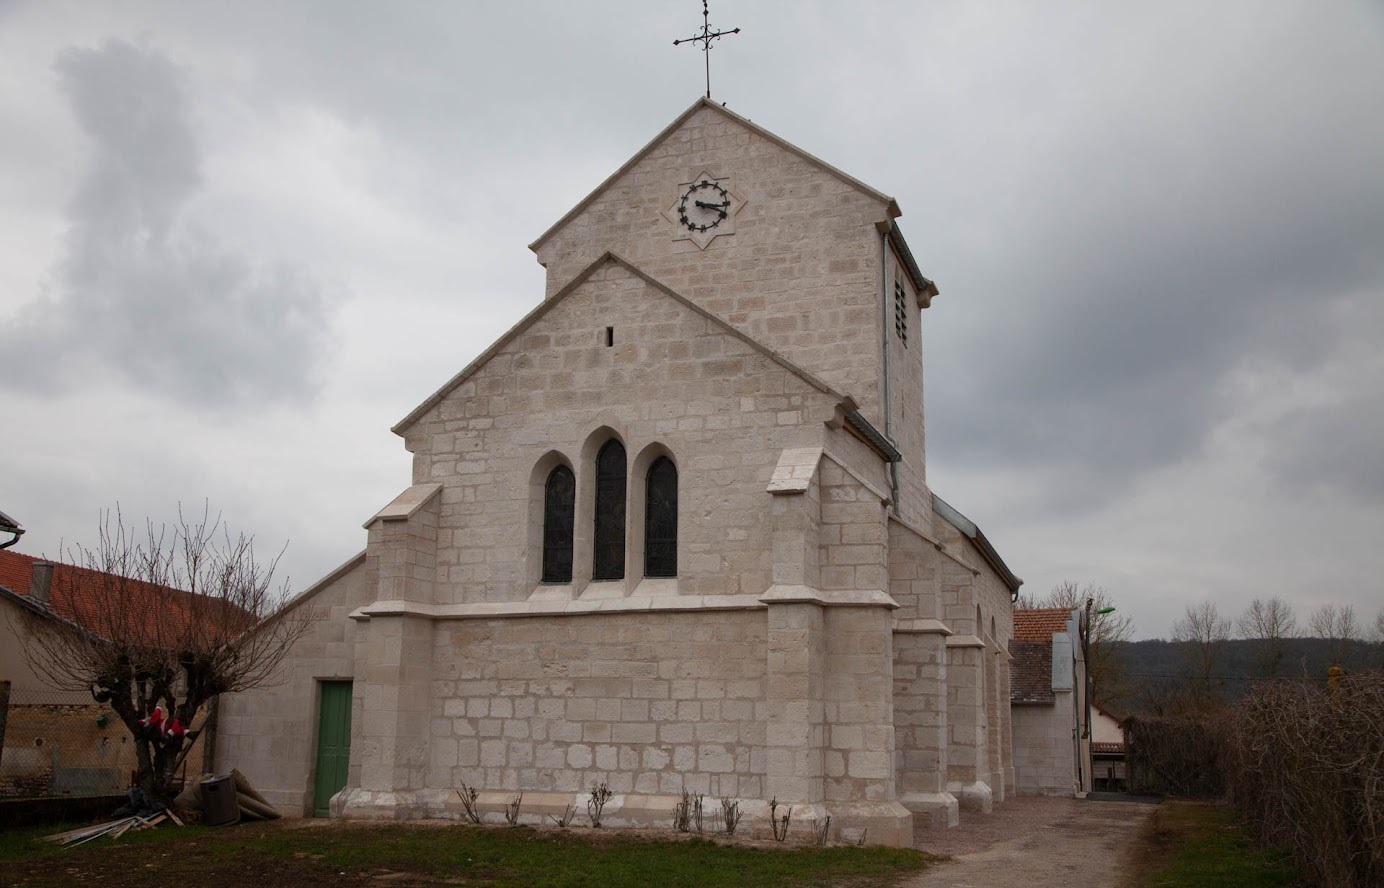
xmin=677 ymin=180 xmax=731 ymax=232
xmin=664 ymin=171 xmax=743 ymax=249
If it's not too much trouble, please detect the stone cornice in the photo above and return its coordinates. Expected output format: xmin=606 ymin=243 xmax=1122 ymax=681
xmin=758 ymin=585 xmax=899 ymax=609
xmin=348 ymin=593 xmax=766 ymax=622
xmin=363 ymin=483 xmax=442 ymax=528
xmin=892 ymin=618 xmax=953 ymax=635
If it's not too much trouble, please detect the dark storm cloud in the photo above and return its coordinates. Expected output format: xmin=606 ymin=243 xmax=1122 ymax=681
xmin=925 ymin=8 xmax=1384 ymax=510
xmin=0 ymin=38 xmax=332 ymax=407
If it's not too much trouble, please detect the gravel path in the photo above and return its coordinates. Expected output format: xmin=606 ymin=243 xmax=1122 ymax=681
xmin=904 ymin=796 xmax=1156 ymax=888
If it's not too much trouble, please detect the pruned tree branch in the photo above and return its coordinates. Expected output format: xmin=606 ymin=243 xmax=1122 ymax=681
xmin=12 ymin=503 xmax=310 ymax=800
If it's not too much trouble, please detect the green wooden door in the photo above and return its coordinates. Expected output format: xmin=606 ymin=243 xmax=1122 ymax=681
xmin=312 ymin=681 xmax=353 ymax=816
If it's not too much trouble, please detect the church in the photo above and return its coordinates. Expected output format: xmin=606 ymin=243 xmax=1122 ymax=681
xmin=215 ymin=97 xmax=1021 ymax=847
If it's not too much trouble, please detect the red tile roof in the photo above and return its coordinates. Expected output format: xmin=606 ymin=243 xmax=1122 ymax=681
xmin=1010 ymin=639 xmax=1054 ymax=704
xmin=1012 ymin=607 xmax=1074 ymax=642
xmin=0 ymin=548 xmax=252 ymax=646
xmin=0 ymin=548 xmax=34 ymax=596
xmin=1010 ymin=607 xmax=1078 ymax=705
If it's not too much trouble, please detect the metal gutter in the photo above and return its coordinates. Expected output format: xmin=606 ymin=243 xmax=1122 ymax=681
xmin=932 ymin=493 xmax=1023 ymax=597
xmin=880 ymin=229 xmax=900 ymax=510
xmin=887 ymin=223 xmax=939 ymax=307
xmin=0 ymin=508 xmax=22 ymax=550
xmin=844 ymin=410 xmax=902 ymax=463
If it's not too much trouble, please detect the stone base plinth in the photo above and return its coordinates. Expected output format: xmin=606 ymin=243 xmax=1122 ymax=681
xmin=900 ymin=791 xmax=959 ymax=829
xmin=949 ymin=780 xmax=993 ymax=813
xmin=333 ymin=789 xmax=916 ymax=847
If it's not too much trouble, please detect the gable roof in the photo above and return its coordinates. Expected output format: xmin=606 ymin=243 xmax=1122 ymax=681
xmin=393 ymin=251 xmax=853 ymax=435
xmin=0 ymin=547 xmax=252 ymax=645
xmin=1013 ymin=607 xmax=1075 ymax=642
xmin=1010 ymin=639 xmax=1055 ymax=704
xmin=529 ymin=97 xmax=901 ymax=256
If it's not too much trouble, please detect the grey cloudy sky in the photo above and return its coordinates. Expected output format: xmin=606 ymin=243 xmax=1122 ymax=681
xmin=1 ymin=1 xmax=1380 ymax=639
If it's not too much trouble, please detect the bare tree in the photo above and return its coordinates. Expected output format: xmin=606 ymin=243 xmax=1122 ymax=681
xmin=1018 ymin=581 xmax=1133 ymax=705
xmin=1308 ymin=603 xmax=1359 ymax=667
xmin=1236 ymin=596 xmax=1297 ymax=677
xmin=13 ymin=506 xmax=309 ymax=800
xmin=1172 ymin=601 xmax=1231 ymax=700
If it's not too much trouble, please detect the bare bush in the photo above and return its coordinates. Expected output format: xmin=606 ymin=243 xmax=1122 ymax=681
xmin=587 ymin=782 xmax=612 ymax=828
xmin=719 ymin=796 xmax=742 ymax=836
xmin=1123 ymin=713 xmax=1228 ymax=798
xmin=1224 ymin=673 xmax=1384 ymax=888
xmin=672 ymin=787 xmax=693 ymax=832
xmin=768 ymin=797 xmax=792 ymax=842
xmin=504 ymin=792 xmax=522 ymax=826
xmin=547 ymin=805 xmax=575 ymax=828
xmin=457 ymin=784 xmax=482 ymax=824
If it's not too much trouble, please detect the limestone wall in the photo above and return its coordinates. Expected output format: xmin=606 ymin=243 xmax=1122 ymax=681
xmin=533 ymin=105 xmax=893 ymax=426
xmin=1011 ymin=693 xmax=1078 ymax=796
xmin=399 ymin=259 xmax=876 ymax=604
xmin=429 ymin=610 xmax=767 ymax=800
xmin=884 ymin=244 xmax=932 ymax=531
xmin=214 ymin=553 xmax=371 ymax=814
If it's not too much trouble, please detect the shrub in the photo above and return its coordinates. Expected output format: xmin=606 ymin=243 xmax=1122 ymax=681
xmin=1222 ymin=672 xmax=1383 ymax=888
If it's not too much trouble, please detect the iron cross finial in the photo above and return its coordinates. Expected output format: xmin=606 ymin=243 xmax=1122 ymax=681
xmin=673 ymin=0 xmax=740 ymax=100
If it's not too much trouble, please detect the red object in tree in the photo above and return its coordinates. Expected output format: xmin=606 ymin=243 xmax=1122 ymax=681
xmin=139 ymin=706 xmax=165 ymax=742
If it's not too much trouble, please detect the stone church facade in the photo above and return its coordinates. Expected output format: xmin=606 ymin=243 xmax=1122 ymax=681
xmin=216 ymin=98 xmax=1020 ymax=847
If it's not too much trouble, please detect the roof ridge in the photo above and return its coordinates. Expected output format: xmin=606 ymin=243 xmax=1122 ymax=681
xmin=392 ymin=251 xmax=854 ymax=435
xmin=528 ymin=97 xmax=900 ymax=253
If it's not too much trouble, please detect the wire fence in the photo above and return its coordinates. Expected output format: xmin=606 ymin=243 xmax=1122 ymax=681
xmin=0 ymin=685 xmax=212 ymax=801
xmin=0 ymin=685 xmax=138 ymax=799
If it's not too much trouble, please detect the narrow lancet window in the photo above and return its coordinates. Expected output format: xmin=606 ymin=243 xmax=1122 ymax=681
xmin=644 ymin=457 xmax=678 ymax=578
xmin=592 ymin=440 xmax=627 ymax=580
xmin=542 ymin=465 xmax=575 ymax=583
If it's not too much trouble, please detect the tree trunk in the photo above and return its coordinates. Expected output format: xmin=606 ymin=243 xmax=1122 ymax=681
xmin=0 ymin=680 xmax=10 ymax=773
xmin=201 ymin=695 xmax=219 ymax=776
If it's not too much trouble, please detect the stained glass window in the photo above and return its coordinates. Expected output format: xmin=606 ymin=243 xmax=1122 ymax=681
xmin=644 ymin=457 xmax=678 ymax=578
xmin=542 ymin=465 xmax=575 ymax=583
xmin=592 ymin=440 xmax=626 ymax=580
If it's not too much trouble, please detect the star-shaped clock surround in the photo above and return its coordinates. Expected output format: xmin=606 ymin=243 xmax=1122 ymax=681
xmin=663 ymin=171 xmax=745 ymax=250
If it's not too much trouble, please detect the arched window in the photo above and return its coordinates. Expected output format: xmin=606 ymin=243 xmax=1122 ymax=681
xmin=592 ymin=440 xmax=626 ymax=580
xmin=644 ymin=457 xmax=678 ymax=578
xmin=542 ymin=465 xmax=575 ymax=583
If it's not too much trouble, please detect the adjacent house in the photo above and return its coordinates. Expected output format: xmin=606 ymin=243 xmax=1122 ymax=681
xmin=1 ymin=549 xmax=133 ymax=797
xmin=1009 ymin=607 xmax=1090 ymax=796
xmin=0 ymin=548 xmax=217 ymax=798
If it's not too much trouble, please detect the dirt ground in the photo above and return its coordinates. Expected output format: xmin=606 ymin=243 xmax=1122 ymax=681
xmin=906 ymin=796 xmax=1157 ymax=888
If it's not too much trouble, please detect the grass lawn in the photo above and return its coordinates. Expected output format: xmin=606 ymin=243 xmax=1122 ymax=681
xmin=1122 ymin=801 xmax=1299 ymax=888
xmin=0 ymin=818 xmax=934 ymax=888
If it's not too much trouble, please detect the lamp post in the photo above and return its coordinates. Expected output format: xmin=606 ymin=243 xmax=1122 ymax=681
xmin=1083 ymin=598 xmax=1116 ymax=793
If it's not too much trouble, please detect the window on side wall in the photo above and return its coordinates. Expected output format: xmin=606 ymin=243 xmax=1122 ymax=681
xmin=644 ymin=457 xmax=678 ymax=578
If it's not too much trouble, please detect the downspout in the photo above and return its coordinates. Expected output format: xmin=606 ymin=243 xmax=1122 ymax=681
xmin=880 ymin=228 xmax=900 ymax=511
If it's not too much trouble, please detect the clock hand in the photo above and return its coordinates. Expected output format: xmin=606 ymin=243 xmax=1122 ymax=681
xmin=695 ymin=200 xmax=730 ymax=211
